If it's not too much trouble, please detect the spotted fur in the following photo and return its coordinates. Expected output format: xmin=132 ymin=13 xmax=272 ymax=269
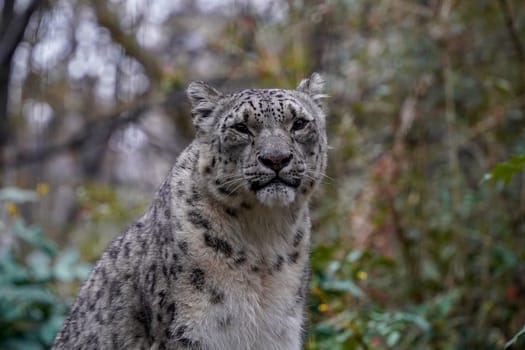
xmin=52 ymin=73 xmax=328 ymax=350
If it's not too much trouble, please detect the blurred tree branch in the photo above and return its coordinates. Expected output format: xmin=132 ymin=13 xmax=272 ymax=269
xmin=0 ymin=0 xmax=39 ymax=68
xmin=0 ymin=0 xmax=39 ymax=148
xmin=1 ymin=75 xmax=255 ymax=169
xmin=1 ymin=102 xmax=150 ymax=167
xmin=497 ymin=0 xmax=525 ymax=64
xmin=90 ymin=0 xmax=163 ymax=85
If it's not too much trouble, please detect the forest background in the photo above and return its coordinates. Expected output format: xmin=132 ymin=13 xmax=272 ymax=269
xmin=1 ymin=0 xmax=525 ymax=349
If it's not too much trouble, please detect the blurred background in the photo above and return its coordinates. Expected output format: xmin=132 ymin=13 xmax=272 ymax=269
xmin=1 ymin=0 xmax=525 ymax=349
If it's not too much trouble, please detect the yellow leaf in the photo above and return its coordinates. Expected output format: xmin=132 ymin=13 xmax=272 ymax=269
xmin=5 ymin=202 xmax=19 ymax=217
xmin=36 ymin=183 xmax=50 ymax=196
xmin=357 ymin=271 xmax=368 ymax=280
xmin=318 ymin=303 xmax=328 ymax=312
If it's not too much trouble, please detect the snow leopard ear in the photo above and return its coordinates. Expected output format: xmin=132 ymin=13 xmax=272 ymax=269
xmin=296 ymin=73 xmax=328 ymax=106
xmin=187 ymin=81 xmax=223 ymax=133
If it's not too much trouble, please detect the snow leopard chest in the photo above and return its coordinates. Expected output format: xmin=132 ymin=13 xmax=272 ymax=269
xmin=166 ymin=246 xmax=307 ymax=350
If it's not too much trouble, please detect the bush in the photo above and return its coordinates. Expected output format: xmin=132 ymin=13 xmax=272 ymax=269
xmin=0 ymin=188 xmax=90 ymax=350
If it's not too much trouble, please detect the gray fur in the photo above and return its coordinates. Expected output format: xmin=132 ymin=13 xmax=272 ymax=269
xmin=53 ymin=73 xmax=328 ymax=350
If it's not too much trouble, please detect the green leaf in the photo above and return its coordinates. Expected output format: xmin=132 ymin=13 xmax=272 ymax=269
xmin=0 ymin=251 xmax=30 ymax=283
xmin=321 ymin=279 xmax=364 ymax=298
xmin=431 ymin=289 xmax=462 ymax=318
xmin=74 ymin=263 xmax=93 ymax=280
xmin=386 ymin=331 xmax=401 ymax=347
xmin=345 ymin=250 xmax=364 ymax=263
xmin=53 ymin=248 xmax=80 ymax=282
xmin=0 ymin=286 xmax=57 ymax=305
xmin=39 ymin=315 xmax=65 ymax=345
xmin=485 ymin=154 xmax=525 ymax=184
xmin=26 ymin=252 xmax=52 ymax=281
xmin=12 ymin=220 xmax=57 ymax=255
xmin=313 ymin=323 xmax=339 ymax=336
xmin=334 ymin=329 xmax=353 ymax=343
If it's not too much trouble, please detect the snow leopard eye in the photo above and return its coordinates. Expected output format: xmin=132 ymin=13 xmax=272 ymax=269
xmin=291 ymin=118 xmax=309 ymax=131
xmin=231 ymin=123 xmax=252 ymax=135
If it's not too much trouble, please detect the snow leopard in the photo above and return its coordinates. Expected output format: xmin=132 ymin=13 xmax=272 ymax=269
xmin=52 ymin=73 xmax=328 ymax=350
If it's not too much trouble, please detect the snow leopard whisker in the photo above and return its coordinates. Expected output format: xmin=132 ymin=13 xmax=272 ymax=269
xmin=219 ymin=176 xmax=245 ymax=188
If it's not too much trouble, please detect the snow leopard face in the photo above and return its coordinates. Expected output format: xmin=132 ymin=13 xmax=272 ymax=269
xmin=188 ymin=74 xmax=327 ymax=207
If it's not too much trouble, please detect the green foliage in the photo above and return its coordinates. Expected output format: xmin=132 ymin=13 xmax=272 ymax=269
xmin=306 ymin=244 xmax=461 ymax=349
xmin=74 ymin=183 xmax=147 ymax=260
xmin=0 ymin=188 xmax=90 ymax=350
xmin=485 ymin=153 xmax=525 ymax=184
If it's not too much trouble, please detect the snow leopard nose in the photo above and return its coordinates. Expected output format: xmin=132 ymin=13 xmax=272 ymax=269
xmin=258 ymin=152 xmax=293 ymax=173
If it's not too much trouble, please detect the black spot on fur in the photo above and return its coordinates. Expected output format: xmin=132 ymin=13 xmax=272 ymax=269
xmin=134 ymin=298 xmax=153 ymax=340
xmin=158 ymin=290 xmax=167 ymax=308
xmin=111 ymin=332 xmax=119 ymax=348
xmin=273 ymin=255 xmax=284 ymax=271
xmin=186 ymin=187 xmax=202 ymax=205
xmin=109 ymin=245 xmax=119 ymax=260
xmin=178 ymin=240 xmax=189 ymax=254
xmin=179 ymin=338 xmax=201 ymax=349
xmin=86 ymin=333 xmax=99 ymax=347
xmin=175 ymin=325 xmax=187 ymax=338
xmin=165 ymin=328 xmax=173 ymax=339
xmin=234 ymin=250 xmax=247 ymax=265
xmin=288 ymin=251 xmax=300 ymax=264
xmin=145 ymin=264 xmax=157 ymax=294
xmin=109 ymin=280 xmax=120 ymax=300
xmin=95 ymin=311 xmax=103 ymax=324
xmin=190 ymin=268 xmax=205 ymax=291
xmin=203 ymin=232 xmax=233 ymax=257
xmin=167 ymin=302 xmax=177 ymax=321
xmin=225 ymin=207 xmax=238 ymax=217
xmin=170 ymin=263 xmax=180 ymax=279
xmin=293 ymin=229 xmax=304 ymax=247
xmin=170 ymin=252 xmax=184 ymax=278
xmin=217 ymin=315 xmax=233 ymax=329
xmin=210 ymin=287 xmax=225 ymax=304
xmin=187 ymin=210 xmax=211 ymax=230
xmin=140 ymin=237 xmax=147 ymax=251
xmin=123 ymin=241 xmax=131 ymax=258
xmin=290 ymin=106 xmax=297 ymax=118
xmin=217 ymin=186 xmax=232 ymax=195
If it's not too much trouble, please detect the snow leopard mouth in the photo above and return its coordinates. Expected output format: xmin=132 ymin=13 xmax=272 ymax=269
xmin=250 ymin=177 xmax=301 ymax=192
